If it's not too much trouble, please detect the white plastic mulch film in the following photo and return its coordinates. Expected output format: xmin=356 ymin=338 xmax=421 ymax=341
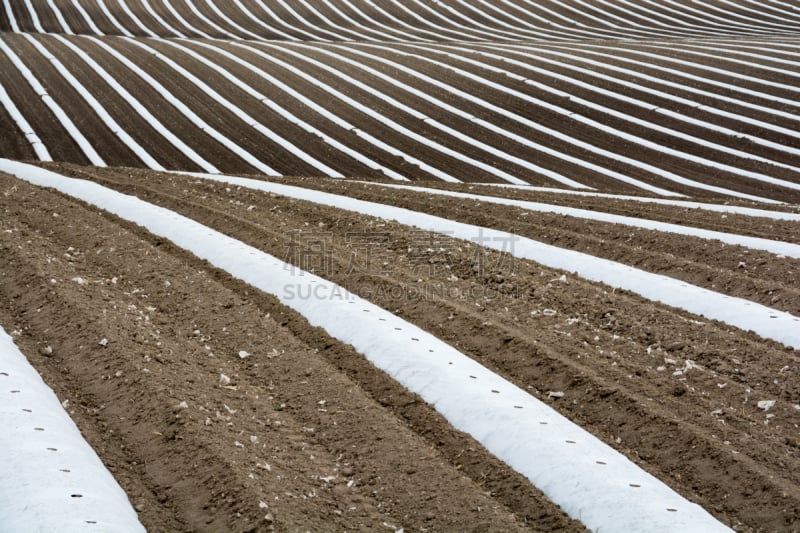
xmin=0 ymin=327 xmax=145 ymax=533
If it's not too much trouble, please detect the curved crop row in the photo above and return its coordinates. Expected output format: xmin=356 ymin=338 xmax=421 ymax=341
xmin=1 ymin=28 xmax=798 ymax=200
xmin=3 ymin=0 xmax=800 ymax=41
xmin=1 ymin=1 xmax=798 ymax=201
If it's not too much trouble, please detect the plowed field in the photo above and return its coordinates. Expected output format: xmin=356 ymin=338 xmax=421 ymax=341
xmin=2 ymin=0 xmax=800 ymax=531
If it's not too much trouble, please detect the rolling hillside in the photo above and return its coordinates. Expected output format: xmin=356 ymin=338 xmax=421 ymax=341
xmin=1 ymin=0 xmax=799 ymax=200
xmin=1 ymin=1 xmax=799 ymax=532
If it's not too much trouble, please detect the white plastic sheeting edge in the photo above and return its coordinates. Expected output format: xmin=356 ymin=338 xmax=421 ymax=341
xmin=481 ymin=183 xmax=800 ymax=220
xmin=21 ymin=34 xmax=164 ymax=170
xmin=0 ymin=327 xmax=145 ymax=533
xmin=0 ymin=82 xmax=51 ymax=161
xmin=179 ymin=168 xmax=800 ymax=348
xmin=0 ymin=40 xmax=104 ymax=166
xmin=0 ymin=159 xmax=732 ymax=533
xmin=52 ymin=34 xmax=218 ymax=174
xmin=377 ymin=42 xmax=782 ymax=203
xmin=354 ymin=181 xmax=800 ymax=258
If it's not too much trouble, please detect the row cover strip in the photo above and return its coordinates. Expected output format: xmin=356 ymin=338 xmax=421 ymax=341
xmin=175 ymin=169 xmax=800 ymax=348
xmin=0 ymin=327 xmax=145 ymax=532
xmin=0 ymin=158 xmax=732 ymax=532
xmin=355 ymin=181 xmax=800 ymax=258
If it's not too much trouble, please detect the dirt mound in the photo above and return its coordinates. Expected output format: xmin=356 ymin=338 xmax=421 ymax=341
xmin=0 ymin=170 xmax=586 ymax=531
xmin=5 ymin=163 xmax=799 ymax=531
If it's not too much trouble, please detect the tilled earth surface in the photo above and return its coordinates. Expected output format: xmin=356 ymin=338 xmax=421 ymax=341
xmin=259 ymin=176 xmax=800 ymax=316
xmin=0 ymin=171 xmax=581 ymax=532
xmin=3 ymin=163 xmax=800 ymax=532
xmin=3 ymin=32 xmax=800 ymax=203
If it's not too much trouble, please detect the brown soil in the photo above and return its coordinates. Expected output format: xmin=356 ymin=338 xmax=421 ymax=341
xmin=0 ymin=169 xmax=587 ymax=531
xmin=3 ymin=1 xmax=800 ymax=531
xmin=0 ymin=105 xmax=36 ymax=161
xmin=2 ymin=30 xmax=799 ymax=201
xmin=19 ymin=162 xmax=800 ymax=532
xmin=347 ymin=178 xmax=800 ymax=242
xmin=230 ymin=173 xmax=800 ymax=317
xmin=0 ymin=42 xmax=91 ymax=165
